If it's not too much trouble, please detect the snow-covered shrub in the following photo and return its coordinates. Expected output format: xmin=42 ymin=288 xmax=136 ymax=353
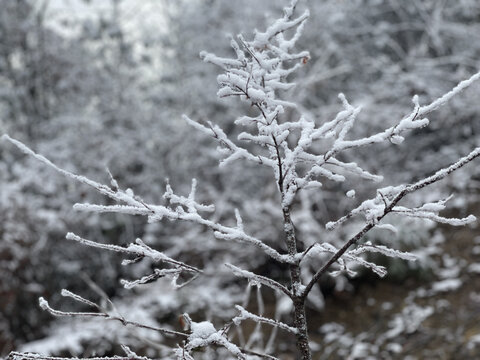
xmin=3 ymin=0 xmax=480 ymax=359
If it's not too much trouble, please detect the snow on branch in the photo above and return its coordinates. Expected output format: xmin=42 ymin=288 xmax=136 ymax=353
xmin=195 ymin=4 xmax=478 ymax=216
xmin=348 ymin=242 xmax=417 ymax=262
xmin=9 ymin=345 xmax=149 ymax=360
xmin=418 ymin=71 xmax=480 ymax=115
xmin=165 ymin=178 xmax=215 ymax=214
xmin=66 ymin=233 xmax=201 ymax=274
xmin=322 ymin=70 xmax=480 ymax=155
xmin=225 ymin=263 xmax=292 ymax=297
xmin=2 ymin=134 xmax=116 ymax=194
xmin=120 ymin=268 xmax=197 ymax=290
xmin=303 ymin=147 xmax=480 ymax=298
xmin=60 ymin=289 xmax=101 ymax=309
xmin=38 ymin=295 xmax=186 ymax=338
xmin=300 ymin=242 xmax=387 ymax=278
xmin=188 ymin=20 xmax=477 ymax=213
xmin=191 ymin=1 xmax=315 ymax=207
xmin=290 ymin=71 xmax=480 ymax=206
xmin=65 ymin=232 xmax=200 ymax=289
xmin=176 ymin=319 xmax=246 ymax=360
xmin=327 ymin=147 xmax=480 ymax=230
xmin=405 ymin=147 xmax=480 ymax=192
xmin=392 ymin=203 xmax=475 ymax=226
xmin=183 ymin=115 xmax=275 ymax=168
xmin=2 ymin=135 xmax=294 ymax=265
xmin=120 ymin=346 xmax=148 ymax=360
xmin=8 ymin=353 xmax=145 ymax=360
xmin=233 ymin=305 xmax=298 ymax=334
xmin=253 ymin=0 xmax=309 ymax=51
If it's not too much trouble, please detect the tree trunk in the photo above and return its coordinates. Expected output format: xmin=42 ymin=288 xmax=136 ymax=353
xmin=282 ymin=208 xmax=312 ymax=360
xmin=293 ymin=298 xmax=311 ymax=360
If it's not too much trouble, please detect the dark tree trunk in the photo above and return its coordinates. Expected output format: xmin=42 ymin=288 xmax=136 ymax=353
xmin=282 ymin=208 xmax=312 ymax=360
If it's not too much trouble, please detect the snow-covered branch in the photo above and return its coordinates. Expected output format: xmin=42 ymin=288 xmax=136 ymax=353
xmin=176 ymin=319 xmax=246 ymax=360
xmin=9 ymin=345 xmax=149 ymax=360
xmin=8 ymin=353 xmax=144 ymax=360
xmin=196 ymin=0 xmax=480 ymax=213
xmin=38 ymin=295 xmax=187 ymax=338
xmin=225 ymin=263 xmax=292 ymax=297
xmin=183 ymin=115 xmax=275 ymax=168
xmin=66 ymin=233 xmax=201 ymax=274
xmin=303 ymin=147 xmax=480 ymax=298
xmin=300 ymin=242 xmax=388 ymax=278
xmin=2 ymin=135 xmax=294 ymax=265
xmin=233 ymin=305 xmax=298 ymax=334
xmin=327 ymin=148 xmax=480 ymax=231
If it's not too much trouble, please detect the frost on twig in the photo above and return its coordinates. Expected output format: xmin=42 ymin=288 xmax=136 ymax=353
xmin=348 ymin=242 xmax=417 ymax=262
xmin=232 ymin=305 xmax=298 ymax=334
xmin=225 ymin=263 xmax=291 ymax=297
xmin=8 ymin=353 xmax=145 ymax=360
xmin=187 ymin=1 xmax=316 ymax=207
xmin=8 ymin=344 xmax=149 ymax=360
xmin=38 ymin=293 xmax=186 ymax=338
xmin=120 ymin=345 xmax=148 ymax=360
xmin=326 ymin=147 xmax=480 ymax=237
xmin=175 ymin=319 xmax=246 ymax=360
xmin=2 ymin=134 xmax=294 ymax=265
xmin=120 ymin=268 xmax=197 ymax=290
xmin=327 ymin=186 xmax=476 ymax=231
xmin=65 ymin=233 xmax=200 ymax=289
xmin=303 ymin=147 xmax=480 ymax=297
xmin=301 ymin=242 xmax=388 ymax=278
xmin=188 ymin=0 xmax=480 ymax=213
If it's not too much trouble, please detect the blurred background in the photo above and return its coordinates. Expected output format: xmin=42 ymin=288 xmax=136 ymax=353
xmin=1 ymin=0 xmax=480 ymax=358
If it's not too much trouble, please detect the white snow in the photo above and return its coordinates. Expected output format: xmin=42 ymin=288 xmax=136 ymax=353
xmin=431 ymin=278 xmax=462 ymax=293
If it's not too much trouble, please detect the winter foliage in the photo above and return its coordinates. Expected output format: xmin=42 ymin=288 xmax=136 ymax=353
xmin=2 ymin=0 xmax=480 ymax=359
